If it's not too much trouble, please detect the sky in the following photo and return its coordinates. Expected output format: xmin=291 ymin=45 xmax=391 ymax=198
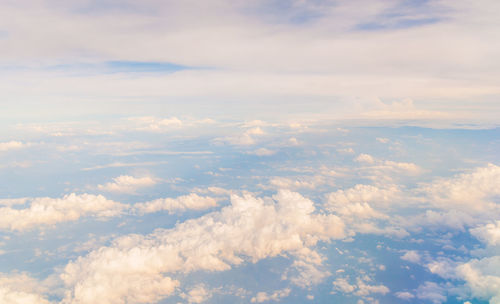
xmin=0 ymin=0 xmax=499 ymax=303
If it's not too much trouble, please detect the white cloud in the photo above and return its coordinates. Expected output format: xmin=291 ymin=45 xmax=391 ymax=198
xmin=426 ymin=258 xmax=459 ymax=280
xmin=0 ymin=141 xmax=30 ymax=152
xmin=180 ymin=285 xmax=213 ymax=304
xmin=455 ymin=256 xmax=500 ymax=304
xmin=251 ymin=288 xmax=291 ymax=303
xmin=355 ymin=154 xmax=422 ymax=177
xmin=0 ymin=193 xmax=126 ymax=232
xmin=420 ymin=164 xmax=500 ymax=213
xmin=337 ymin=147 xmax=355 ymax=154
xmin=0 ymin=272 xmax=52 ymax=304
xmin=332 ymin=276 xmax=389 ymax=298
xmin=126 ymin=116 xmax=216 ymax=132
xmin=395 ymin=291 xmax=414 ymax=300
xmin=267 ymin=176 xmax=326 ymax=190
xmin=355 ymin=278 xmax=389 ymax=297
xmin=332 ymin=278 xmax=356 ymax=293
xmin=471 ymin=221 xmax=500 ymax=246
xmin=60 ymin=190 xmax=345 ymax=303
xmin=376 ymin=138 xmax=389 ymax=144
xmin=217 ymin=127 xmax=266 ymax=146
xmin=402 ymin=209 xmax=475 ymax=232
xmin=326 ymin=184 xmax=399 ymax=212
xmin=401 ymin=250 xmax=420 ymax=263
xmin=356 ymin=154 xmax=375 ymax=164
xmin=133 ymin=193 xmax=218 ymax=214
xmin=416 ymin=282 xmax=446 ymax=304
xmin=248 ymin=148 xmax=276 ymax=156
xmin=97 ymin=175 xmax=157 ymax=194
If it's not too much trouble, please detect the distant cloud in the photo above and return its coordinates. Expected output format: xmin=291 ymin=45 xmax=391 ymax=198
xmin=355 ymin=153 xmax=423 ymax=177
xmin=60 ymin=190 xmax=345 ymax=303
xmin=251 ymin=288 xmax=291 ymax=303
xmin=97 ymin=175 xmax=157 ymax=194
xmin=355 ymin=153 xmax=375 ymax=164
xmin=0 ymin=141 xmax=30 ymax=152
xmin=470 ymin=221 xmax=500 ymax=246
xmin=0 ymin=193 xmax=126 ymax=232
xmin=332 ymin=276 xmax=389 ymax=298
xmin=180 ymin=285 xmax=213 ymax=304
xmin=133 ymin=193 xmax=217 ymax=214
xmin=419 ymin=164 xmax=500 ymax=213
xmin=217 ymin=127 xmax=267 ymax=146
xmin=395 ymin=291 xmax=415 ymax=300
xmin=401 ymin=250 xmax=421 ymax=263
xmin=0 ymin=272 xmax=51 ymax=304
xmin=247 ymin=148 xmax=276 ymax=156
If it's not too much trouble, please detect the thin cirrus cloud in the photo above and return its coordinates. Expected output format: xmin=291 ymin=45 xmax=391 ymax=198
xmin=0 ymin=1 xmax=499 ymax=122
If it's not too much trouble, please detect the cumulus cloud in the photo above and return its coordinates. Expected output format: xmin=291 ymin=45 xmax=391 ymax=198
xmin=355 ymin=277 xmax=390 ymax=297
xmin=402 ymin=209 xmax=476 ymax=231
xmin=420 ymin=164 xmax=500 ymax=212
xmin=0 ymin=141 xmax=30 ymax=152
xmin=325 ymin=184 xmax=406 ymax=237
xmin=355 ymin=154 xmax=422 ymax=177
xmin=416 ymin=282 xmax=447 ymax=304
xmin=471 ymin=221 xmax=500 ymax=246
xmin=0 ymin=272 xmax=52 ymax=304
xmin=267 ymin=176 xmax=326 ymax=190
xmin=395 ymin=291 xmax=415 ymax=300
xmin=332 ymin=278 xmax=356 ymax=293
xmin=402 ymin=164 xmax=500 ymax=232
xmin=326 ymin=184 xmax=399 ymax=213
xmin=97 ymin=175 xmax=157 ymax=194
xmin=129 ymin=116 xmax=182 ymax=131
xmin=332 ymin=276 xmax=389 ymax=298
xmin=0 ymin=193 xmax=126 ymax=232
xmin=355 ymin=154 xmax=375 ymax=164
xmin=180 ymin=285 xmax=213 ymax=304
xmin=216 ymin=127 xmax=266 ymax=146
xmin=251 ymin=288 xmax=291 ymax=303
xmin=455 ymin=256 xmax=500 ymax=304
xmin=60 ymin=190 xmax=345 ymax=303
xmin=133 ymin=193 xmax=217 ymax=214
xmin=401 ymin=250 xmax=421 ymax=263
xmin=247 ymin=148 xmax=276 ymax=156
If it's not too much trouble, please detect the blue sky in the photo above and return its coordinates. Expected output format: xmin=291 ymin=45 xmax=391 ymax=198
xmin=0 ymin=1 xmax=499 ymax=304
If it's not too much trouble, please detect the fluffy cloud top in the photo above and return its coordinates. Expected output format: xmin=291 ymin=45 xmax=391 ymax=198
xmin=133 ymin=193 xmax=217 ymax=214
xmin=471 ymin=221 xmax=500 ymax=246
xmin=97 ymin=175 xmax=157 ymax=194
xmin=60 ymin=190 xmax=345 ymax=304
xmin=456 ymin=257 xmax=500 ymax=304
xmin=421 ymin=164 xmax=500 ymax=213
xmin=0 ymin=272 xmax=51 ymax=304
xmin=251 ymin=288 xmax=291 ymax=303
xmin=0 ymin=141 xmax=30 ymax=152
xmin=326 ymin=184 xmax=399 ymax=212
xmin=0 ymin=193 xmax=126 ymax=231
